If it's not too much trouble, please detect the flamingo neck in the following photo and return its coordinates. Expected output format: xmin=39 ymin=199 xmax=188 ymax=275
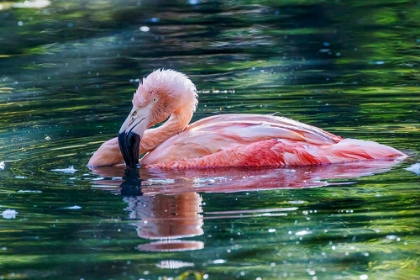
xmin=140 ymin=104 xmax=194 ymax=153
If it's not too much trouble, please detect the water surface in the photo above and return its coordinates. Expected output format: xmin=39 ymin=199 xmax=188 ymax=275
xmin=1 ymin=1 xmax=419 ymax=279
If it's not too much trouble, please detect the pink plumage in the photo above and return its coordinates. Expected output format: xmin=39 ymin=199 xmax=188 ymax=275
xmin=148 ymin=138 xmax=405 ymax=169
xmin=88 ymin=69 xmax=406 ymax=169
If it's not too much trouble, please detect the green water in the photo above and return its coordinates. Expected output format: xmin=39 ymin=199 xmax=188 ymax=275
xmin=1 ymin=0 xmax=419 ymax=279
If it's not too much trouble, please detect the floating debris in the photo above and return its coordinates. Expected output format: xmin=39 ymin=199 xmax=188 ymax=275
xmin=156 ymin=260 xmax=194 ymax=269
xmin=52 ymin=166 xmax=78 ymax=174
xmin=62 ymin=205 xmax=82 ymax=210
xmin=0 ymin=161 xmax=4 ymax=170
xmin=2 ymin=209 xmax=18 ymax=219
xmin=212 ymin=259 xmax=226 ymax=264
xmin=140 ymin=26 xmax=150 ymax=32
xmin=405 ymin=163 xmax=420 ymax=175
xmin=12 ymin=0 xmax=51 ymax=9
xmin=295 ymin=230 xmax=312 ymax=236
xmin=18 ymin=190 xmax=42 ymax=193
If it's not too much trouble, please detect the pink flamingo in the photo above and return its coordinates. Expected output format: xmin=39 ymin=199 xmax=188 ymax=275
xmin=88 ymin=69 xmax=406 ymax=168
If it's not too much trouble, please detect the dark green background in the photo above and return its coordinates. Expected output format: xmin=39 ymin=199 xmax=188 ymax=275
xmin=0 ymin=0 xmax=419 ymax=279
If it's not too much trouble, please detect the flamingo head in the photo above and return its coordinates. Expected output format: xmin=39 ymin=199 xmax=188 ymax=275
xmin=118 ymin=69 xmax=197 ymax=167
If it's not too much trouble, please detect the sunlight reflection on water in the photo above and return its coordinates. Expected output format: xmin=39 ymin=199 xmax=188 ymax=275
xmin=0 ymin=0 xmax=419 ymax=279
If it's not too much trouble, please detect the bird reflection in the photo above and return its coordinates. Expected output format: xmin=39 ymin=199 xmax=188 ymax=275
xmin=91 ymin=159 xmax=404 ymax=252
xmin=106 ymin=168 xmax=204 ymax=252
xmin=119 ymin=168 xmax=143 ymax=196
xmin=124 ymin=192 xmax=203 ymax=239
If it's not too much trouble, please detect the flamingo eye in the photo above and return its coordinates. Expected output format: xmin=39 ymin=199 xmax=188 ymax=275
xmin=153 ymin=97 xmax=158 ymax=102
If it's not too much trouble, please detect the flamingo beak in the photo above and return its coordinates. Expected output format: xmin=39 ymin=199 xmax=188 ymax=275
xmin=118 ymin=106 xmax=149 ymax=168
xmin=118 ymin=131 xmax=140 ymax=168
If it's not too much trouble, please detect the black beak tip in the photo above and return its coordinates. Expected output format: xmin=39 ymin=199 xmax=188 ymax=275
xmin=118 ymin=131 xmax=141 ymax=168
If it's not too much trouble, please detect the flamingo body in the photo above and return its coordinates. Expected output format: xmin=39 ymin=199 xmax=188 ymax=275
xmin=142 ymin=114 xmax=404 ymax=168
xmin=88 ymin=69 xmax=406 ymax=169
xmin=149 ymin=138 xmax=404 ymax=169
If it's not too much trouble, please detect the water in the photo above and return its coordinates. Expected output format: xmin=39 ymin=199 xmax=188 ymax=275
xmin=1 ymin=0 xmax=419 ymax=279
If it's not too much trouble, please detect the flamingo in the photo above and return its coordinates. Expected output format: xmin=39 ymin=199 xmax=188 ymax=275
xmin=88 ymin=69 xmax=406 ymax=169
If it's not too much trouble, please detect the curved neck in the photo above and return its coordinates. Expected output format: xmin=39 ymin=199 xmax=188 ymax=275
xmin=140 ymin=104 xmax=194 ymax=153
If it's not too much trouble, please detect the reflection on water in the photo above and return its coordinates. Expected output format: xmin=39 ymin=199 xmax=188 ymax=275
xmin=1 ymin=0 xmax=420 ymax=279
xmin=127 ymin=192 xmax=203 ymax=241
xmin=91 ymin=159 xmax=405 ymax=194
xmin=90 ymin=159 xmax=404 ymax=254
xmin=95 ymin=168 xmax=205 ymax=252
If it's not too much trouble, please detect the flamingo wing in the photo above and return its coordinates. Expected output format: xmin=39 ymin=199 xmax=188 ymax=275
xmin=147 ymin=138 xmax=405 ymax=169
xmin=141 ymin=114 xmax=405 ymax=168
xmin=141 ymin=114 xmax=343 ymax=166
